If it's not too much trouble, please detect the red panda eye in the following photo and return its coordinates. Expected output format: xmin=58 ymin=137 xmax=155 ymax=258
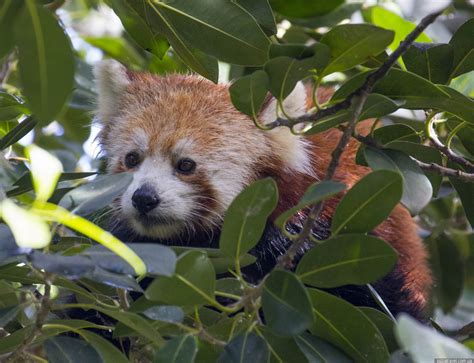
xmin=176 ymin=158 xmax=196 ymax=174
xmin=124 ymin=151 xmax=141 ymax=169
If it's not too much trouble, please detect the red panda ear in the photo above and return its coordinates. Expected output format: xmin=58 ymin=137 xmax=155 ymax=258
xmin=259 ymin=82 xmax=307 ymax=126
xmin=93 ymin=59 xmax=131 ymax=124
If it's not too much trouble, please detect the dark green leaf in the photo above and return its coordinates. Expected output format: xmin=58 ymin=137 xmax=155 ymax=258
xmin=332 ymin=170 xmax=403 ymax=235
xmin=373 ymin=124 xmax=421 ymax=145
xmin=260 ymin=327 xmax=307 ymax=363
xmin=262 ymin=269 xmax=313 ymax=336
xmin=44 ymin=336 xmax=102 ymax=363
xmin=0 ymin=326 xmax=33 ymax=354
xmin=0 ymin=92 xmax=28 ymax=121
xmin=359 ymin=307 xmax=398 ymax=353
xmin=146 ymin=250 xmax=215 ymax=306
xmin=220 ymin=178 xmax=278 ymax=258
xmin=364 ymin=147 xmax=432 ymax=215
xmin=229 ymin=70 xmax=269 ymax=118
xmin=296 ymin=234 xmax=398 ymax=288
xmin=308 ymin=288 xmax=389 ymax=362
xmin=320 ymin=24 xmax=394 ymax=76
xmin=291 ymin=3 xmax=362 ymax=28
xmin=79 ymin=330 xmax=130 ymax=363
xmin=448 ymin=118 xmax=474 ymax=156
xmin=142 ymin=305 xmax=184 ymax=323
xmin=295 ymin=332 xmax=352 ymax=363
xmin=275 ymin=181 xmax=345 ymax=230
xmin=449 ymin=18 xmax=474 ymax=79
xmin=14 ymin=0 xmax=75 ymax=123
xmin=106 ymin=0 xmax=169 ymax=59
xmin=269 ymin=0 xmax=344 ymax=18
xmin=0 ymin=0 xmax=22 ymax=59
xmin=0 ymin=305 xmax=20 ymax=327
xmin=429 ymin=233 xmax=464 ymax=313
xmin=155 ymin=335 xmax=197 ymax=363
xmin=59 ymin=173 xmax=132 ymax=215
xmin=0 ymin=116 xmax=36 ymax=150
xmin=217 ymin=332 xmax=269 ymax=363
xmin=450 ymin=171 xmax=474 ymax=228
xmin=403 ymin=43 xmax=454 ymax=84
xmin=234 ymin=0 xmax=276 ymax=35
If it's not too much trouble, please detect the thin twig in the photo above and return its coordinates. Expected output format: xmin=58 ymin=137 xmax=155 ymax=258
xmin=429 ymin=135 xmax=474 ymax=172
xmin=276 ymin=8 xmax=446 ymax=269
xmin=267 ymin=8 xmax=446 ymax=130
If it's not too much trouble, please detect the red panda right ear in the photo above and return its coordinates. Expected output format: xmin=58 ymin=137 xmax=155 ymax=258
xmin=93 ymin=59 xmax=131 ymax=124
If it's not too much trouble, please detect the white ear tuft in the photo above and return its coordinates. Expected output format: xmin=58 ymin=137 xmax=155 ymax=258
xmin=259 ymin=82 xmax=313 ymax=176
xmin=93 ymin=59 xmax=130 ymax=123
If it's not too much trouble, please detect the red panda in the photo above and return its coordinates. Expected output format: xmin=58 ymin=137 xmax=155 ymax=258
xmin=94 ymin=60 xmax=432 ymax=319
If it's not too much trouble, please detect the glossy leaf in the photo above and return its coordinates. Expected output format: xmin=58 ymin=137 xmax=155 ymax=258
xmin=14 ymin=0 xmax=75 ymax=123
xmin=44 ymin=336 xmax=102 ymax=363
xmin=235 ymin=0 xmax=276 ymax=35
xmin=320 ymin=24 xmax=394 ymax=76
xmin=0 ymin=116 xmax=36 ymax=150
xmin=403 ymin=43 xmax=454 ymax=84
xmin=449 ymin=18 xmax=474 ymax=79
xmin=373 ymin=124 xmax=420 ymax=145
xmin=396 ymin=314 xmax=474 ymax=361
xmin=359 ymin=307 xmax=398 ymax=353
xmin=218 ymin=332 xmax=269 ymax=363
xmin=0 ymin=92 xmax=28 ymax=122
xmin=364 ymin=147 xmax=432 ymax=215
xmin=59 ymin=173 xmax=132 ymax=216
xmin=295 ymin=333 xmax=352 ymax=363
xmin=229 ymin=70 xmax=269 ymax=118
xmin=155 ymin=335 xmax=198 ymax=363
xmin=269 ymin=0 xmax=344 ymax=19
xmin=275 ymin=181 xmax=345 ymax=230
xmin=296 ymin=234 xmax=398 ymax=288
xmin=332 ymin=170 xmax=403 ymax=235
xmin=142 ymin=305 xmax=184 ymax=323
xmin=262 ymin=269 xmax=313 ymax=336
xmin=220 ymin=178 xmax=278 ymax=258
xmin=146 ymin=250 xmax=215 ymax=306
xmin=308 ymin=288 xmax=389 ymax=362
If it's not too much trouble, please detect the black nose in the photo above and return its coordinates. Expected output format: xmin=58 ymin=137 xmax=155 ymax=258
xmin=132 ymin=185 xmax=160 ymax=214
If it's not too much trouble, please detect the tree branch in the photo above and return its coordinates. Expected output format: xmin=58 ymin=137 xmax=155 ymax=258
xmin=276 ymin=8 xmax=446 ymax=269
xmin=429 ymin=135 xmax=474 ymax=172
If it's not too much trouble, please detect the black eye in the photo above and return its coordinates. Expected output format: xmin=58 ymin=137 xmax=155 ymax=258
xmin=176 ymin=158 xmax=196 ymax=174
xmin=124 ymin=151 xmax=141 ymax=169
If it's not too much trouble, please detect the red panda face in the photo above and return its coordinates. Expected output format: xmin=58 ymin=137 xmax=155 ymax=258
xmin=94 ymin=60 xmax=312 ymax=239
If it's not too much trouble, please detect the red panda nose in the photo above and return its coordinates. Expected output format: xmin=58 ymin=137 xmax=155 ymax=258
xmin=132 ymin=185 xmax=160 ymax=214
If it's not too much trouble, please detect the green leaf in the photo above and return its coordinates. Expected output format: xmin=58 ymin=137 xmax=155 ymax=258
xmin=259 ymin=327 xmax=307 ymax=363
xmin=429 ymin=233 xmax=464 ymax=313
xmin=308 ymin=288 xmax=389 ymax=362
xmin=234 ymin=0 xmax=276 ymax=35
xmin=80 ymin=330 xmax=130 ymax=363
xmin=450 ymin=170 xmax=474 ymax=228
xmin=116 ymin=0 xmax=218 ymax=82
xmin=142 ymin=305 xmax=184 ymax=323
xmin=296 ymin=234 xmax=398 ymax=288
xmin=14 ymin=0 xmax=75 ymax=123
xmin=59 ymin=173 xmax=132 ymax=216
xmin=449 ymin=18 xmax=474 ymax=79
xmin=295 ymin=332 xmax=352 ymax=363
xmin=332 ymin=170 xmax=403 ymax=235
xmin=146 ymin=250 xmax=215 ymax=306
xmin=448 ymin=118 xmax=474 ymax=155
xmin=0 ymin=116 xmax=36 ymax=150
xmin=363 ymin=6 xmax=431 ymax=56
xmin=0 ymin=0 xmax=22 ymax=59
xmin=84 ymin=36 xmax=146 ymax=69
xmin=269 ymin=0 xmax=344 ymax=18
xmin=219 ymin=178 xmax=278 ymax=259
xmin=364 ymin=147 xmax=432 ymax=215
xmin=387 ymin=141 xmax=442 ymax=197
xmin=320 ymin=24 xmax=394 ymax=76
xmin=217 ymin=332 xmax=269 ymax=363
xmin=403 ymin=43 xmax=454 ymax=84
xmin=0 ymin=92 xmax=28 ymax=122
xmin=262 ymin=269 xmax=314 ymax=336
xmin=0 ymin=327 xmax=33 ymax=354
xmin=359 ymin=307 xmax=398 ymax=353
xmin=155 ymin=335 xmax=198 ymax=363
xmin=373 ymin=124 xmax=421 ymax=145
xmin=395 ymin=314 xmax=474 ymax=361
xmin=229 ymin=70 xmax=269 ymax=118
xmin=44 ymin=336 xmax=102 ymax=363
xmin=264 ymin=44 xmax=330 ymax=99
xmin=0 ymin=305 xmax=19 ymax=327
xmin=106 ymin=0 xmax=169 ymax=59
xmin=275 ymin=181 xmax=345 ymax=230
xmin=291 ymin=3 xmax=362 ymax=28
xmin=132 ymin=0 xmax=270 ymax=66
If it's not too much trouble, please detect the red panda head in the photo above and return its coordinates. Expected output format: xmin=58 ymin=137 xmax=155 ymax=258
xmin=94 ymin=60 xmax=314 ymax=239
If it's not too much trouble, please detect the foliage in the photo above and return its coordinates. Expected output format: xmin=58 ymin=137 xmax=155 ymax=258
xmin=0 ymin=0 xmax=473 ymax=362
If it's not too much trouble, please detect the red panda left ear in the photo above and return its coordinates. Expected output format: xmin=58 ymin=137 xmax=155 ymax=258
xmin=258 ymin=82 xmax=313 ymax=176
xmin=93 ymin=59 xmax=131 ymax=124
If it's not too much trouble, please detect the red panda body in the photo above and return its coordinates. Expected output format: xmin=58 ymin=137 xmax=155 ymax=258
xmin=95 ymin=61 xmax=432 ymax=319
